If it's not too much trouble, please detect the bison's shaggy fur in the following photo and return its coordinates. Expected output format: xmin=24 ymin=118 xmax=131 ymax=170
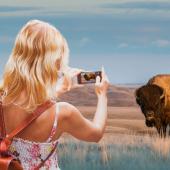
xmin=136 ymin=74 xmax=170 ymax=137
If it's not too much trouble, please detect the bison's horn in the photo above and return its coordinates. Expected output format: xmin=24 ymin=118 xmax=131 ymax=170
xmin=160 ymin=91 xmax=165 ymax=100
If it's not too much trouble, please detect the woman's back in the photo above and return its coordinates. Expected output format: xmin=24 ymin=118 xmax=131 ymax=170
xmin=3 ymin=100 xmax=62 ymax=169
xmin=3 ymin=101 xmax=62 ymax=142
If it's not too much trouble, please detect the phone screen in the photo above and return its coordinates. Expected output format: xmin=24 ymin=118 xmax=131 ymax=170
xmin=77 ymin=71 xmax=102 ymax=84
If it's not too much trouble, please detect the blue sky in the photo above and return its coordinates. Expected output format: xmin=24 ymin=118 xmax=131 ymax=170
xmin=0 ymin=0 xmax=170 ymax=84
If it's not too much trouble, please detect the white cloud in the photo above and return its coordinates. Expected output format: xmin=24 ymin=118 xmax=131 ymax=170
xmin=118 ymin=43 xmax=128 ymax=48
xmin=0 ymin=0 xmax=169 ymax=17
xmin=79 ymin=37 xmax=91 ymax=46
xmin=0 ymin=0 xmax=103 ymax=16
xmin=99 ymin=0 xmax=170 ymax=18
xmin=152 ymin=39 xmax=170 ymax=47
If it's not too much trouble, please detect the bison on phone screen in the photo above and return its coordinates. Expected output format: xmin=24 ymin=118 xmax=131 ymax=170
xmin=135 ymin=75 xmax=170 ymax=137
xmin=84 ymin=73 xmax=96 ymax=81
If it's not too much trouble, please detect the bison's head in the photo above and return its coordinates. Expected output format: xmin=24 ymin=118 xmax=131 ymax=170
xmin=135 ymin=84 xmax=165 ymax=127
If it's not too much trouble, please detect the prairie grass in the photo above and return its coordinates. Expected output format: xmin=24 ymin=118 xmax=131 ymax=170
xmin=57 ymin=133 xmax=170 ymax=170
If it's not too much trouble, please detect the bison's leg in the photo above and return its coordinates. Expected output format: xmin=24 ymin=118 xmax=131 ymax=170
xmin=163 ymin=125 xmax=167 ymax=138
xmin=158 ymin=128 xmax=160 ymax=136
xmin=156 ymin=123 xmax=163 ymax=137
xmin=160 ymin=128 xmax=163 ymax=138
xmin=159 ymin=126 xmax=165 ymax=138
xmin=157 ymin=127 xmax=163 ymax=137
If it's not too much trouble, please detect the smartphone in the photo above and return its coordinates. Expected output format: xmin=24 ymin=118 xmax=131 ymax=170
xmin=77 ymin=71 xmax=102 ymax=84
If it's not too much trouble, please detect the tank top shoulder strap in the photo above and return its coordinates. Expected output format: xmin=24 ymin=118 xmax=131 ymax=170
xmin=46 ymin=103 xmax=59 ymax=142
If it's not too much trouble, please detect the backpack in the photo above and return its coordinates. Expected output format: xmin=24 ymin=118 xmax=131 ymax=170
xmin=0 ymin=100 xmax=57 ymax=170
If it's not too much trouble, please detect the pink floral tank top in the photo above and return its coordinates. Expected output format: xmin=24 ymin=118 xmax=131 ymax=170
xmin=9 ymin=104 xmax=61 ymax=170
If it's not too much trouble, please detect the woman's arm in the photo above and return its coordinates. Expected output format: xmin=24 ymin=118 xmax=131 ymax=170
xmin=92 ymin=94 xmax=107 ymax=138
xmin=60 ymin=67 xmax=109 ymax=142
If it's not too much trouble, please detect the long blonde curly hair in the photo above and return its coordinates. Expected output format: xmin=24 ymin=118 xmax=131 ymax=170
xmin=0 ymin=20 xmax=69 ymax=112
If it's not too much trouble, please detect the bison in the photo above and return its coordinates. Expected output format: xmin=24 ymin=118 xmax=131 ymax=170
xmin=135 ymin=74 xmax=170 ymax=137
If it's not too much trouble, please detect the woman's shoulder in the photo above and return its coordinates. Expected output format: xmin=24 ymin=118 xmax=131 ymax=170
xmin=57 ymin=101 xmax=76 ymax=109
xmin=57 ymin=102 xmax=78 ymax=120
xmin=56 ymin=102 xmax=78 ymax=134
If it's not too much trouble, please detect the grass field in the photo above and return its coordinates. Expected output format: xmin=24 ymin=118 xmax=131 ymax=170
xmin=56 ymin=106 xmax=170 ymax=170
xmin=57 ymin=134 xmax=170 ymax=170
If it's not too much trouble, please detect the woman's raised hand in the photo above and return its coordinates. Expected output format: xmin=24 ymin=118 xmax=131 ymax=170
xmin=56 ymin=67 xmax=83 ymax=95
xmin=95 ymin=67 xmax=110 ymax=97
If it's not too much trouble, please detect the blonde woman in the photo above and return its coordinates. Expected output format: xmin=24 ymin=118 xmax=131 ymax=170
xmin=0 ymin=20 xmax=109 ymax=169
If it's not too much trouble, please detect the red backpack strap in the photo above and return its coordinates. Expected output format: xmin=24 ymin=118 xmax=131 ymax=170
xmin=0 ymin=100 xmax=6 ymax=138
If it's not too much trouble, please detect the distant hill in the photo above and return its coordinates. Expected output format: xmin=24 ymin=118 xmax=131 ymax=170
xmin=58 ymin=84 xmax=139 ymax=107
